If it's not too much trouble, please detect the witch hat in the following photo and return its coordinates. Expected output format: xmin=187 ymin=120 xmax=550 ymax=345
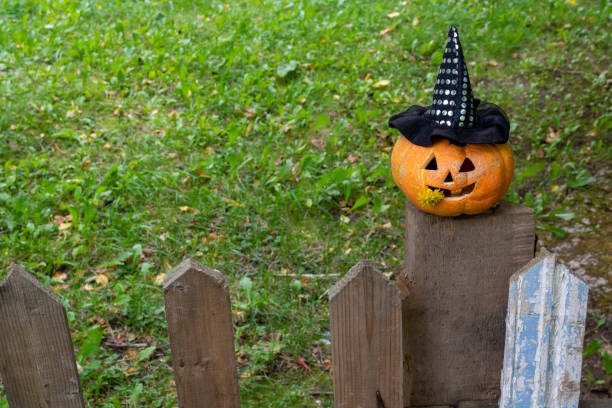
xmin=389 ymin=26 xmax=510 ymax=147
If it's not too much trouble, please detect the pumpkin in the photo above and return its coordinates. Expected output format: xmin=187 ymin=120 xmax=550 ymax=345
xmin=391 ymin=136 xmax=513 ymax=217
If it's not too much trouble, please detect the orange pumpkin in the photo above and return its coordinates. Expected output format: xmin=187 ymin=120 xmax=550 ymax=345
xmin=391 ymin=137 xmax=514 ymax=217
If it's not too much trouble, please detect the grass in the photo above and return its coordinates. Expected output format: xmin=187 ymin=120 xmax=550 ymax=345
xmin=0 ymin=0 xmax=610 ymax=405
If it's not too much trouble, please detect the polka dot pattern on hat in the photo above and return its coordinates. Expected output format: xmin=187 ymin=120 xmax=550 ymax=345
xmin=424 ymin=26 xmax=476 ymax=129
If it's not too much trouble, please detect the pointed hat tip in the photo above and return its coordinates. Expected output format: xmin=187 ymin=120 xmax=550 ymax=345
xmin=448 ymin=26 xmax=458 ymax=36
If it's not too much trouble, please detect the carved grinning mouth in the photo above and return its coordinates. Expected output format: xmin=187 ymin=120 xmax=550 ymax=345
xmin=427 ymin=183 xmax=475 ymax=200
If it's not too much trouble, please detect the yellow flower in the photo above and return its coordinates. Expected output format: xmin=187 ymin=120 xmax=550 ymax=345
xmin=418 ymin=188 xmax=444 ymax=207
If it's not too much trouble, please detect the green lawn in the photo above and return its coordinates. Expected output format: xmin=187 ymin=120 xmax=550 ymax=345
xmin=0 ymin=0 xmax=610 ymax=405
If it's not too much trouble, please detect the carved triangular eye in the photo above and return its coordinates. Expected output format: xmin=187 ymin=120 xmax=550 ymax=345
xmin=425 ymin=157 xmax=438 ymax=170
xmin=459 ymin=158 xmax=475 ymax=172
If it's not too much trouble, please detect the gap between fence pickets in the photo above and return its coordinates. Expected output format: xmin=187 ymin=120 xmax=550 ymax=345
xmin=0 ymin=265 xmax=85 ymax=408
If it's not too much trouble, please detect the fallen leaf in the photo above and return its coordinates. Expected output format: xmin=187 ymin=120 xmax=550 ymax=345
xmin=546 ymin=127 xmax=560 ymax=143
xmin=54 ymin=272 xmax=68 ymax=281
xmin=310 ymin=138 xmax=327 ymax=149
xmin=222 ymin=197 xmax=244 ymax=207
xmin=488 ymin=60 xmax=499 ymax=67
xmin=387 ymin=11 xmax=400 ymax=18
xmin=95 ymin=274 xmax=109 ymax=286
xmin=373 ymin=79 xmax=390 ymax=88
xmin=412 ymin=17 xmax=419 ymax=27
xmin=322 ymin=359 xmax=332 ymax=371
xmin=296 ymin=356 xmax=311 ymax=372
xmin=379 ymin=26 xmax=392 ymax=36
xmin=154 ymin=273 xmax=165 ymax=286
xmin=179 ymin=206 xmax=199 ymax=214
xmin=347 ymin=154 xmax=357 ymax=163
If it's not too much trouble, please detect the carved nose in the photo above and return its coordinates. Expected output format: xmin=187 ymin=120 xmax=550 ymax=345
xmin=444 ymin=172 xmax=453 ymax=183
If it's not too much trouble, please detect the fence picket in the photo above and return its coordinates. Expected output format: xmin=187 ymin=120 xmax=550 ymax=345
xmin=0 ymin=266 xmax=85 ymax=408
xmin=499 ymin=253 xmax=589 ymax=408
xmin=329 ymin=260 xmax=407 ymax=408
xmin=163 ymin=258 xmax=240 ymax=408
xmin=401 ymin=200 xmax=536 ymax=405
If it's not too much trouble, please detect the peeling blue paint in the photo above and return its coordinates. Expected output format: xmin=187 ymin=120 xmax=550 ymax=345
xmin=500 ymin=253 xmax=588 ymax=408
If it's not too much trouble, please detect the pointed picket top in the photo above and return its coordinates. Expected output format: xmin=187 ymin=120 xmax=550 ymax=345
xmin=163 ymin=258 xmax=240 ymax=408
xmin=0 ymin=265 xmax=85 ymax=407
xmin=163 ymin=257 xmax=227 ymax=290
xmin=1 ymin=264 xmax=63 ymax=304
xmin=329 ymin=260 xmax=401 ymax=303
xmin=500 ymin=252 xmax=588 ymax=408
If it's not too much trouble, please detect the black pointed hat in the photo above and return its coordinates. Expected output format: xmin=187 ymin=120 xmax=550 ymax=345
xmin=389 ymin=27 xmax=510 ymax=146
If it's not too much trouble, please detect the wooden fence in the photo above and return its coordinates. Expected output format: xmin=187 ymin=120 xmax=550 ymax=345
xmin=0 ymin=202 xmax=607 ymax=407
xmin=1 ymin=260 xmax=606 ymax=408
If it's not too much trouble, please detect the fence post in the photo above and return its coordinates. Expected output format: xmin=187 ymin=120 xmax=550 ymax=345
xmin=500 ymin=253 xmax=588 ymax=407
xmin=0 ymin=265 xmax=85 ymax=408
xmin=329 ymin=260 xmax=408 ymax=408
xmin=163 ymin=258 xmax=240 ymax=408
xmin=400 ymin=200 xmax=536 ymax=405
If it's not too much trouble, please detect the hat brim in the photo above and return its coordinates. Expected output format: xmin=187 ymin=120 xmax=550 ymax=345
xmin=388 ymin=99 xmax=510 ymax=147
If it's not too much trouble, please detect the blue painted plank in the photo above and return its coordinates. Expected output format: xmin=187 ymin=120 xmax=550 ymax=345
xmin=499 ymin=253 xmax=589 ymax=408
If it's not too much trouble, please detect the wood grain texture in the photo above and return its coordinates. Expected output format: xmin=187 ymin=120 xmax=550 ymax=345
xmin=0 ymin=265 xmax=85 ymax=408
xmin=400 ymin=200 xmax=536 ymax=406
xmin=456 ymin=402 xmax=498 ymax=408
xmin=578 ymin=401 xmax=612 ymax=408
xmin=329 ymin=260 xmax=407 ymax=408
xmin=500 ymin=253 xmax=588 ymax=408
xmin=163 ymin=258 xmax=240 ymax=408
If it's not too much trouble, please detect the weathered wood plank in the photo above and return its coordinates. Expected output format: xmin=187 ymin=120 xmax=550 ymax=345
xmin=163 ymin=258 xmax=240 ymax=408
xmin=499 ymin=253 xmax=589 ymax=408
xmin=0 ymin=265 xmax=85 ymax=408
xmin=578 ymin=401 xmax=612 ymax=408
xmin=456 ymin=402 xmax=498 ymax=408
xmin=400 ymin=200 xmax=536 ymax=405
xmin=329 ymin=260 xmax=407 ymax=408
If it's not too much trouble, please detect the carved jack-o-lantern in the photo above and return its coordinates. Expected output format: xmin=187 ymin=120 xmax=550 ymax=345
xmin=391 ymin=137 xmax=513 ymax=216
xmin=388 ymin=26 xmax=514 ymax=216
